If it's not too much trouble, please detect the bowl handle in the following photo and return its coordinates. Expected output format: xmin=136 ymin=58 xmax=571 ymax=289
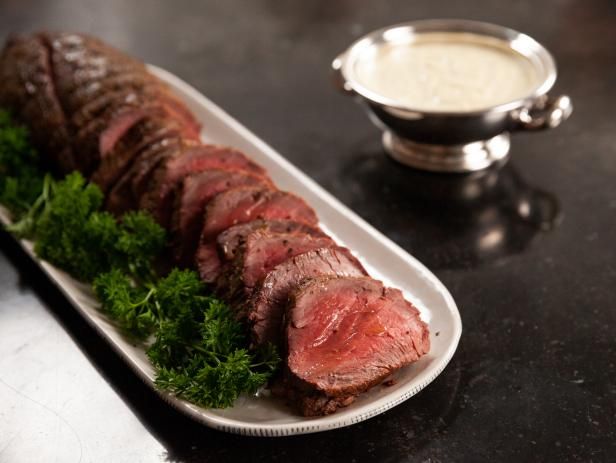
xmin=511 ymin=94 xmax=573 ymax=131
xmin=331 ymin=53 xmax=355 ymax=95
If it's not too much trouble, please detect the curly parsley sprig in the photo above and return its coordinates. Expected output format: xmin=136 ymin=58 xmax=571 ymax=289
xmin=0 ymin=110 xmax=44 ymax=217
xmin=94 ymin=269 xmax=280 ymax=408
xmin=6 ymin=171 xmax=166 ymax=282
xmin=0 ymin=108 xmax=280 ymax=409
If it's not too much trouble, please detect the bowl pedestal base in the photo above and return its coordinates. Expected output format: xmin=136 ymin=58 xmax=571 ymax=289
xmin=383 ymin=131 xmax=511 ymax=173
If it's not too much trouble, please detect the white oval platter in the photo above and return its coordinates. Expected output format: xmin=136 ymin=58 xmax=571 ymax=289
xmin=0 ymin=65 xmax=462 ymax=436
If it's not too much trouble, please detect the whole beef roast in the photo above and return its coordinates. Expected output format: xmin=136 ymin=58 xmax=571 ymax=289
xmin=0 ymin=32 xmax=200 ymax=178
xmin=171 ymin=169 xmax=273 ymax=266
xmin=140 ymin=145 xmax=270 ymax=227
xmin=194 ymin=219 xmax=327 ymax=283
xmin=195 ymin=187 xmax=319 ymax=282
xmin=42 ymin=32 xmax=200 ymax=136
xmin=248 ymin=247 xmax=366 ymax=347
xmin=215 ymin=230 xmax=334 ymax=314
xmin=42 ymin=32 xmax=144 ymax=105
xmin=282 ymin=276 xmax=430 ymax=416
xmin=1 ymin=32 xmax=433 ymax=418
xmin=0 ymin=34 xmax=75 ymax=172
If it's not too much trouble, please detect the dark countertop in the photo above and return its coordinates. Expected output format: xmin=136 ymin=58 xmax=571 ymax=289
xmin=0 ymin=1 xmax=614 ymax=462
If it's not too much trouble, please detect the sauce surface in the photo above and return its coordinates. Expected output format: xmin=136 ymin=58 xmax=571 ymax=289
xmin=354 ymin=33 xmax=539 ymax=112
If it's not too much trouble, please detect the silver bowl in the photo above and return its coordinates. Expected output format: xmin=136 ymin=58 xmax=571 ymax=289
xmin=332 ymin=19 xmax=573 ymax=173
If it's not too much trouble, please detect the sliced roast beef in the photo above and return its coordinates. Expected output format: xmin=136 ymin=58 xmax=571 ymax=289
xmin=43 ymin=32 xmax=199 ymax=173
xmin=73 ymin=103 xmax=161 ymax=174
xmin=158 ymin=95 xmax=201 ymax=139
xmin=1 ymin=32 xmax=433 ymax=419
xmin=217 ymin=220 xmax=326 ymax=261
xmin=0 ymin=32 xmax=199 ymax=175
xmin=248 ymin=247 xmax=366 ymax=347
xmin=141 ymin=146 xmax=270 ymax=227
xmin=70 ymin=84 xmax=198 ymax=137
xmin=171 ymin=169 xmax=273 ymax=267
xmin=69 ymin=85 xmax=155 ymax=129
xmin=43 ymin=32 xmax=141 ymax=102
xmin=0 ymin=35 xmax=75 ymax=172
xmin=199 ymin=219 xmax=327 ymax=283
xmin=283 ymin=276 xmax=430 ymax=416
xmin=200 ymin=187 xmax=318 ymax=241
xmin=133 ymin=139 xmax=200 ymax=201
xmin=195 ymin=187 xmax=319 ymax=282
xmin=44 ymin=32 xmax=152 ymax=114
xmin=216 ymin=230 xmax=335 ymax=313
xmin=90 ymin=116 xmax=186 ymax=193
xmin=105 ymin=136 xmax=186 ymax=216
xmin=85 ymin=109 xmax=146 ymax=184
xmin=196 ymin=219 xmax=327 ymax=283
xmin=65 ymin=71 xmax=157 ymax=112
xmin=45 ymin=32 xmax=201 ymax=137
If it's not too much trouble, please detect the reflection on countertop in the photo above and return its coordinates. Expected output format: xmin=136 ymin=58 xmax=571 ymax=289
xmin=336 ymin=148 xmax=561 ymax=270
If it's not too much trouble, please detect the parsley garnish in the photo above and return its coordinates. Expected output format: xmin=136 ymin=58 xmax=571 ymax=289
xmin=7 ymin=171 xmax=165 ymax=281
xmin=94 ymin=268 xmax=280 ymax=408
xmin=0 ymin=110 xmax=44 ymax=217
xmin=0 ymin=109 xmax=279 ymax=409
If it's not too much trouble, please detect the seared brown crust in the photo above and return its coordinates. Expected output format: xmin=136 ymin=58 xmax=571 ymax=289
xmin=0 ymin=31 xmax=201 ymax=178
xmin=105 ymin=136 xmax=184 ymax=216
xmin=248 ymin=247 xmax=367 ymax=348
xmin=90 ymin=115 xmax=184 ymax=193
xmin=199 ymin=187 xmax=318 ymax=242
xmin=195 ymin=187 xmax=319 ymax=282
xmin=171 ymin=169 xmax=273 ymax=267
xmin=217 ymin=220 xmax=326 ymax=262
xmin=196 ymin=220 xmax=326 ymax=284
xmin=140 ymin=146 xmax=271 ymax=228
xmin=215 ymin=230 xmax=334 ymax=315
xmin=0 ymin=34 xmax=75 ymax=172
xmin=43 ymin=32 xmax=199 ymax=133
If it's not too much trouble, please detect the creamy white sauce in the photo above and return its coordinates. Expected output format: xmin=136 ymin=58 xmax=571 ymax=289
xmin=354 ymin=33 xmax=539 ymax=112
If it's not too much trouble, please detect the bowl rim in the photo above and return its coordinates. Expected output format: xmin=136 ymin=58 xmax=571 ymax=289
xmin=336 ymin=18 xmax=558 ymax=117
